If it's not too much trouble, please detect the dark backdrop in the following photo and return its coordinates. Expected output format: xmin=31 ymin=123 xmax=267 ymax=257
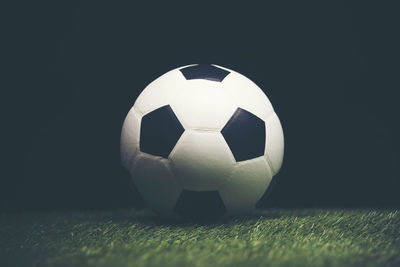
xmin=3 ymin=1 xmax=400 ymax=211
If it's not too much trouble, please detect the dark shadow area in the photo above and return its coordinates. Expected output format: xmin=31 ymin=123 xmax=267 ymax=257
xmin=2 ymin=1 xmax=400 ymax=212
xmin=173 ymin=190 xmax=227 ymax=221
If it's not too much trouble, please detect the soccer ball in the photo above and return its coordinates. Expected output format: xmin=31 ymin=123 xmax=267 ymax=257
xmin=121 ymin=64 xmax=284 ymax=219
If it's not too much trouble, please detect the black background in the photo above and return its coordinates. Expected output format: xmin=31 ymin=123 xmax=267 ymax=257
xmin=3 ymin=1 xmax=400 ymax=211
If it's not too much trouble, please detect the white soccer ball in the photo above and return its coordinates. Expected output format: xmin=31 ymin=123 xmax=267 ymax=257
xmin=121 ymin=64 xmax=284 ymax=219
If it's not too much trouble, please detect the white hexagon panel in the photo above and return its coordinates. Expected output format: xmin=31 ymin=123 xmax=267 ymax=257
xmin=170 ymin=79 xmax=237 ymax=131
xmin=219 ymin=157 xmax=273 ymax=215
xmin=129 ymin=154 xmax=182 ymax=217
xmin=120 ymin=64 xmax=284 ymax=219
xmin=169 ymin=130 xmax=236 ymax=191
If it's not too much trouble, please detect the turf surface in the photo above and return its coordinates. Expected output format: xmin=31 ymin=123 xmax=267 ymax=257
xmin=1 ymin=209 xmax=399 ymax=267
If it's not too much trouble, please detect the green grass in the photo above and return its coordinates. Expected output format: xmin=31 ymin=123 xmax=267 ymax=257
xmin=1 ymin=209 xmax=400 ymax=267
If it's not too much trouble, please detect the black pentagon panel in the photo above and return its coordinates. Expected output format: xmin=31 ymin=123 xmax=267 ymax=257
xmin=174 ymin=190 xmax=226 ymax=220
xmin=180 ymin=64 xmax=230 ymax=82
xmin=140 ymin=105 xmax=184 ymax=158
xmin=221 ymin=108 xmax=265 ymax=162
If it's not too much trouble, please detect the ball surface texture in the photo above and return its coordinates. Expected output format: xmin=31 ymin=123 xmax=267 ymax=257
xmin=121 ymin=64 xmax=284 ymax=219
